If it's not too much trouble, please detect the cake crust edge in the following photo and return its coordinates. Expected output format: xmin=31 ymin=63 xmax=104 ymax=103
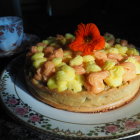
xmin=25 ymin=75 xmax=140 ymax=113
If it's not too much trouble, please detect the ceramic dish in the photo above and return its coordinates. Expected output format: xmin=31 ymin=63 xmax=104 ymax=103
xmin=0 ymin=33 xmax=39 ymax=57
xmin=1 ymin=54 xmax=140 ymax=139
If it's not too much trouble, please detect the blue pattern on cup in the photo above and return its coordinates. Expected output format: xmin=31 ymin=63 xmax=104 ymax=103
xmin=0 ymin=16 xmax=24 ymax=51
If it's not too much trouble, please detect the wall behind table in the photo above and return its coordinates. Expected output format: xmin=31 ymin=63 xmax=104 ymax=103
xmin=0 ymin=0 xmax=140 ymax=46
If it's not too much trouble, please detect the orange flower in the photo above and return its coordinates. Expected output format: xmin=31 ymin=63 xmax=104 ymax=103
xmin=69 ymin=23 xmax=105 ymax=55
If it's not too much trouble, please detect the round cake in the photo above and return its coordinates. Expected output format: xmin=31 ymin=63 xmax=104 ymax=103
xmin=25 ymin=23 xmax=140 ymax=112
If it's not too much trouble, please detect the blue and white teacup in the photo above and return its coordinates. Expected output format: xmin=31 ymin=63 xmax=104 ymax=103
xmin=0 ymin=16 xmax=24 ymax=51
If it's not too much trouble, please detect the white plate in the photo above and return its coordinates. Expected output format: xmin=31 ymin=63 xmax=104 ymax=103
xmin=1 ymin=55 xmax=140 ymax=139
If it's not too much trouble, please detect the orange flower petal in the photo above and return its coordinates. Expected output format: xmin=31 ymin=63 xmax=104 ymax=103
xmin=76 ymin=23 xmax=86 ymax=37
xmin=86 ymin=23 xmax=100 ymax=38
xmin=69 ymin=23 xmax=105 ymax=55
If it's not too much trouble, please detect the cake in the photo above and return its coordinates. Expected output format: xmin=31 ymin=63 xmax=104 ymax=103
xmin=25 ymin=23 xmax=140 ymax=112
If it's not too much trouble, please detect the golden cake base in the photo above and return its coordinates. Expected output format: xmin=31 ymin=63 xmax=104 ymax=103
xmin=26 ymin=76 xmax=140 ymax=113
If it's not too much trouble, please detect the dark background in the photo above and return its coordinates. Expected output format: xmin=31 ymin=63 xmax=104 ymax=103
xmin=0 ymin=0 xmax=140 ymax=46
xmin=0 ymin=0 xmax=140 ymax=139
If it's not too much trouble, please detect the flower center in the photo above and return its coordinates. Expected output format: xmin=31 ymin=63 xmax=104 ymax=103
xmin=84 ymin=35 xmax=92 ymax=43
